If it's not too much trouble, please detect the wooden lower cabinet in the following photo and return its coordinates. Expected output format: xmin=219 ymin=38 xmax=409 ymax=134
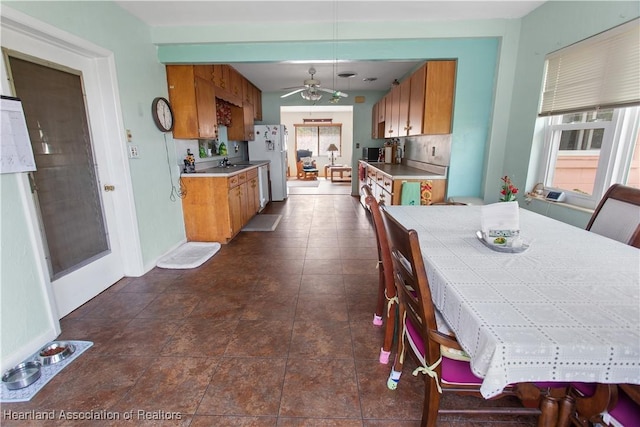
xmin=181 ymin=168 xmax=260 ymax=243
xmin=360 ymin=162 xmax=447 ymax=206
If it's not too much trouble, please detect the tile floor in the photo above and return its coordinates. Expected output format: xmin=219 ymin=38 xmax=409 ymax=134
xmin=2 ymin=193 xmax=538 ymax=426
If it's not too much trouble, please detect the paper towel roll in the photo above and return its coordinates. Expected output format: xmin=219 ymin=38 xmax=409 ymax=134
xmin=384 ymin=147 xmax=392 ymax=164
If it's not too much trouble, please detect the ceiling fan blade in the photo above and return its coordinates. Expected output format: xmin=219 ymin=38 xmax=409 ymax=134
xmin=316 ymin=87 xmax=349 ymax=97
xmin=280 ymin=88 xmax=305 ymax=98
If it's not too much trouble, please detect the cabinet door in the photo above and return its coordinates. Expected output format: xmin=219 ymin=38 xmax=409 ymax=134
xmin=228 ymin=66 xmax=243 ymax=104
xmin=385 ymin=86 xmax=401 ymax=138
xmin=371 ymin=102 xmax=378 ymax=138
xmin=243 ymin=102 xmax=255 ymax=141
xmin=166 ymin=65 xmax=199 ymax=139
xmin=213 ymin=64 xmax=230 ymax=91
xmin=246 ymin=177 xmax=259 ymax=218
xmin=398 ymin=78 xmax=411 ymax=136
xmin=424 ymin=60 xmax=456 ymax=135
xmin=253 ymin=85 xmax=262 ymax=121
xmin=194 ymin=77 xmax=218 ymax=139
xmin=194 ymin=64 xmax=214 ymax=83
xmin=228 ymin=184 xmax=245 ymax=237
xmin=408 ymin=64 xmax=426 ymax=136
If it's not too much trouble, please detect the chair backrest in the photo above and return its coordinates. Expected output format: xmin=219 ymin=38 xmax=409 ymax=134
xmin=362 ymin=185 xmax=395 ymax=300
xmin=586 ymin=184 xmax=640 ymax=248
xmin=380 ymin=204 xmax=441 ymax=365
xmin=296 ymin=149 xmax=312 ymax=162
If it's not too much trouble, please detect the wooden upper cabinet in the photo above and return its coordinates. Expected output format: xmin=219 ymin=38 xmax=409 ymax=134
xmin=385 ymin=86 xmax=401 ymax=138
xmin=212 ymin=64 xmax=230 ymax=91
xmin=372 ymin=60 xmax=456 ymax=139
xmin=252 ymin=84 xmax=262 ymax=121
xmin=166 ymin=65 xmax=218 ymax=140
xmin=242 ymin=78 xmax=253 ymax=105
xmin=423 ymin=60 xmax=456 ymax=135
xmin=407 ymin=64 xmax=426 ymax=136
xmin=194 ymin=64 xmax=214 ymax=82
xmin=228 ymin=67 xmax=243 ymax=103
xmin=398 ymin=78 xmax=411 ymax=136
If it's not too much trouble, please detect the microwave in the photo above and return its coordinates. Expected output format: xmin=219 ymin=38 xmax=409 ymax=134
xmin=362 ymin=147 xmax=380 ymax=162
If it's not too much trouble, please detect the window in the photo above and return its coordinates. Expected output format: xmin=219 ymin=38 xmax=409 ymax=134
xmin=536 ymin=19 xmax=640 ymax=209
xmin=538 ymin=106 xmax=639 ymax=208
xmin=295 ymin=124 xmax=342 ymax=157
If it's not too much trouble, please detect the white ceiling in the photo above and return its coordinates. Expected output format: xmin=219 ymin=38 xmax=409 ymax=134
xmin=116 ymin=1 xmax=545 ymax=93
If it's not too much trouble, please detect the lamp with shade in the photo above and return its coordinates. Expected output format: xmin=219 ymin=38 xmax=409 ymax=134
xmin=327 ymin=143 xmax=339 ymax=166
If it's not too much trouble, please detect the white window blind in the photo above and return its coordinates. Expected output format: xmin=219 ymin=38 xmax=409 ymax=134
xmin=539 ymin=18 xmax=640 ymax=116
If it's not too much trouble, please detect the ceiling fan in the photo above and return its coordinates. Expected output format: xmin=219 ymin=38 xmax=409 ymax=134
xmin=280 ymin=67 xmax=348 ymax=101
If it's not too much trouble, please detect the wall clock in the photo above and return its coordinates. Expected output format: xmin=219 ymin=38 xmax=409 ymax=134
xmin=151 ymin=97 xmax=173 ymax=132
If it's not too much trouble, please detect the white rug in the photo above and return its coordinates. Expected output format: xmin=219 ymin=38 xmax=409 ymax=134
xmin=242 ymin=214 xmax=282 ymax=232
xmin=157 ymin=242 xmax=220 ymax=269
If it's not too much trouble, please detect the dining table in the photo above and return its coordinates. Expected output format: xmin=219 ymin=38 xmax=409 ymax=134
xmin=384 ymin=205 xmax=640 ymax=399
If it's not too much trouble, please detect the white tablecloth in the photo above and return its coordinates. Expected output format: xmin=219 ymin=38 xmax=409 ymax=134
xmin=385 ymin=205 xmax=640 ymax=398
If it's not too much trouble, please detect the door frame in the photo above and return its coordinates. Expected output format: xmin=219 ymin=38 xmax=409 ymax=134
xmin=1 ymin=8 xmax=144 ymax=311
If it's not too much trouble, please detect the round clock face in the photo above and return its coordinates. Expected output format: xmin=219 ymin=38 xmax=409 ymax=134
xmin=152 ymin=97 xmax=173 ymax=132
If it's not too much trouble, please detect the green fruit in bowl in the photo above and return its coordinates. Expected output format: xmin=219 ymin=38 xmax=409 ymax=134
xmin=493 ymin=237 xmax=507 ymax=245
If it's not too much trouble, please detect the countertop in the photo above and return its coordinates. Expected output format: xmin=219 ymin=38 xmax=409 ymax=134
xmin=181 ymin=160 xmax=270 ymax=177
xmin=361 ymin=160 xmax=447 ymax=180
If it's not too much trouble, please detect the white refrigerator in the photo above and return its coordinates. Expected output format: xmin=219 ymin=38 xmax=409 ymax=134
xmin=249 ymin=124 xmax=288 ymax=202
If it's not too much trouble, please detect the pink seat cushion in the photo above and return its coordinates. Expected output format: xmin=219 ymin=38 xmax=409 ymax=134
xmin=405 ymin=317 xmax=482 ymax=386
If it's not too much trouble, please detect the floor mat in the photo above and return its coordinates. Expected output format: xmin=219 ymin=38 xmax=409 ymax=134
xmin=157 ymin=242 xmax=220 ymax=269
xmin=242 ymin=214 xmax=282 ymax=232
xmin=1 ymin=341 xmax=93 ymax=402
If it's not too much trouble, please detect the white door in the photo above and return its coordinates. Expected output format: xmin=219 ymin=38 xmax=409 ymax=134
xmin=1 ymin=14 xmax=136 ymax=318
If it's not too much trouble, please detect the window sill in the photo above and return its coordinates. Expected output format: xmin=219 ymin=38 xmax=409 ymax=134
xmin=524 ymin=193 xmax=594 ymax=215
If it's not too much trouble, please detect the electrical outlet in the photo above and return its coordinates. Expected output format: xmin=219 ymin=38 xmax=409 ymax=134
xmin=128 ymin=145 xmax=139 ymax=158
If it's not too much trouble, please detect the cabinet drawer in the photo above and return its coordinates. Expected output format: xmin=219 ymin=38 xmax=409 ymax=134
xmin=375 ymin=171 xmax=385 ymax=184
xmin=382 ymin=175 xmax=393 ymax=191
xmin=367 ymin=169 xmax=377 ymax=180
xmin=228 ymin=174 xmax=245 ymax=188
xmin=246 ymin=167 xmax=258 ymax=179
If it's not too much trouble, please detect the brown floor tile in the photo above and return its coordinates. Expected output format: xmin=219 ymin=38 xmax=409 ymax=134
xmin=225 ymin=320 xmax=293 ymax=357
xmin=5 ymin=194 xmax=537 ymax=427
xmin=280 ymin=358 xmax=361 ymax=418
xmin=289 ymin=319 xmax=353 ymax=358
xmin=197 ymin=357 xmax=286 ymax=416
xmin=111 ymin=356 xmax=218 ymax=413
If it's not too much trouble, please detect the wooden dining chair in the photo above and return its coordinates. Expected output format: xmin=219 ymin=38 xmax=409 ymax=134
xmin=586 ymin=184 xmax=640 ymax=248
xmin=379 ymin=205 xmax=568 ymax=427
xmin=569 ymin=383 xmax=640 ymax=427
xmin=362 ymin=184 xmax=396 ymax=364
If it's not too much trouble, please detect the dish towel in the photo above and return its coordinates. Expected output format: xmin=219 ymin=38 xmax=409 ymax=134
xmin=420 ymin=180 xmax=433 ymax=205
xmin=401 ymin=182 xmax=420 ymax=205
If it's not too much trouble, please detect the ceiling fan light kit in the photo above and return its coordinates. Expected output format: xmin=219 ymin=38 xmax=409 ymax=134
xmin=280 ymin=67 xmax=349 ymax=102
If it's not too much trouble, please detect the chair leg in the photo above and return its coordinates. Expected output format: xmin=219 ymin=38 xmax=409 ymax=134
xmin=387 ymin=305 xmax=406 ymax=389
xmin=421 ymin=374 xmax=442 ymax=427
xmin=557 ymin=395 xmax=575 ymax=427
xmin=380 ymin=296 xmax=396 ymax=364
xmin=373 ymin=262 xmax=385 ymax=326
xmin=538 ymin=396 xmax=559 ymax=427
